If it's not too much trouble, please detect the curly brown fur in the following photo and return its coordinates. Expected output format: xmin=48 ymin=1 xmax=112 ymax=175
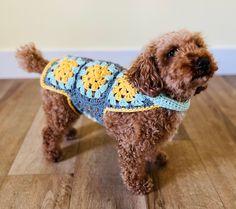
xmin=127 ymin=30 xmax=217 ymax=101
xmin=104 ymin=108 xmax=184 ymax=194
xmin=16 ymin=30 xmax=217 ymax=194
xmin=104 ymin=30 xmax=217 ymax=194
xmin=16 ymin=43 xmax=48 ymax=73
xmin=42 ymin=90 xmax=79 ymax=162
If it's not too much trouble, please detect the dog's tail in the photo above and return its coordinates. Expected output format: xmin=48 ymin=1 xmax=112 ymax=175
xmin=16 ymin=43 xmax=48 ymax=74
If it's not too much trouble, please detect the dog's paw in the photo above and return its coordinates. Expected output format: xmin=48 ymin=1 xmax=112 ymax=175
xmin=139 ymin=176 xmax=154 ymax=195
xmin=127 ymin=176 xmax=154 ymax=195
xmin=46 ymin=150 xmax=63 ymax=162
xmin=155 ymin=151 xmax=168 ymax=167
xmin=65 ymin=128 xmax=77 ymax=141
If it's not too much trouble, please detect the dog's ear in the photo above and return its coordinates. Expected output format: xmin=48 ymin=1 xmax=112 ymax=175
xmin=194 ymin=84 xmax=207 ymax=95
xmin=127 ymin=47 xmax=163 ymax=97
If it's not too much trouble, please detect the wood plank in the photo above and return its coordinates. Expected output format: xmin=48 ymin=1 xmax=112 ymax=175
xmin=147 ymin=133 xmax=225 ymax=209
xmin=205 ymin=76 xmax=236 ymax=128
xmin=222 ymin=75 xmax=236 ymax=89
xmin=0 ymin=79 xmax=28 ymax=108
xmin=183 ymin=89 xmax=236 ymax=208
xmin=0 ymin=80 xmax=41 ymax=175
xmin=0 ymin=174 xmax=73 ymax=209
xmin=0 ymin=80 xmax=18 ymax=100
xmin=69 ymin=116 xmax=147 ymax=209
xmin=0 ymin=176 xmax=4 ymax=189
xmin=174 ymin=124 xmax=190 ymax=141
xmin=9 ymin=107 xmax=81 ymax=175
xmin=0 ymin=77 xmax=235 ymax=208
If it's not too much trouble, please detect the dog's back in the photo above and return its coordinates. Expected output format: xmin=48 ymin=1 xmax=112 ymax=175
xmin=40 ymin=56 xmax=124 ymax=124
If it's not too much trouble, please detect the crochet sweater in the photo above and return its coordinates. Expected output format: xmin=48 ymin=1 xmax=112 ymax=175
xmin=40 ymin=56 xmax=190 ymax=125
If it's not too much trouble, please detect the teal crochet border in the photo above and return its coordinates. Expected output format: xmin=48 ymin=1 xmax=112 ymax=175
xmin=147 ymin=94 xmax=190 ymax=112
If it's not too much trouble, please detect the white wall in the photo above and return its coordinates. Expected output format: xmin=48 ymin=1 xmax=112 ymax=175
xmin=1 ymin=47 xmax=236 ymax=79
xmin=1 ymin=0 xmax=236 ymax=78
xmin=0 ymin=0 xmax=236 ymax=49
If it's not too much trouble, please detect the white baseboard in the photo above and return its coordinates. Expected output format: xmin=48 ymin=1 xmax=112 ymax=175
xmin=0 ymin=47 xmax=235 ymax=79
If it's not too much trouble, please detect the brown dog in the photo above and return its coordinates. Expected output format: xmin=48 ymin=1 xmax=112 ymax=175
xmin=16 ymin=30 xmax=217 ymax=195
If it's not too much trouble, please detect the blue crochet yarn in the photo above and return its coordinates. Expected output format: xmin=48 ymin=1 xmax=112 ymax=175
xmin=41 ymin=56 xmax=191 ymax=125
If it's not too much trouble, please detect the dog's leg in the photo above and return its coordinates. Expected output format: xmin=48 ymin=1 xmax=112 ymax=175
xmin=117 ymin=143 xmax=154 ymax=195
xmin=104 ymin=112 xmax=155 ymax=194
xmin=42 ymin=126 xmax=63 ymax=162
xmin=42 ymin=90 xmax=80 ymax=162
xmin=145 ymin=148 xmax=168 ymax=167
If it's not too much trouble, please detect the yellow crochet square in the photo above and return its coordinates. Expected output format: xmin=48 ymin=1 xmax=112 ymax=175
xmin=53 ymin=58 xmax=78 ymax=83
xmin=112 ymin=76 xmax=137 ymax=102
xmin=82 ymin=64 xmax=111 ymax=91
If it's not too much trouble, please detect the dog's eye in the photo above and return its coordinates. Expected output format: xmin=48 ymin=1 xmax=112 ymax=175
xmin=196 ymin=42 xmax=202 ymax=48
xmin=167 ymin=47 xmax=178 ymax=58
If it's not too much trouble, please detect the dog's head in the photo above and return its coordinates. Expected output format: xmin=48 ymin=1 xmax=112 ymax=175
xmin=127 ymin=30 xmax=218 ymax=101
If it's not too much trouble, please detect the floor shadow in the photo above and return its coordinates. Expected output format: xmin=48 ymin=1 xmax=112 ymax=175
xmin=77 ymin=122 xmax=104 ymax=138
xmin=61 ymin=122 xmax=197 ymax=191
xmin=61 ymin=121 xmax=232 ymax=198
xmin=61 ymin=123 xmax=113 ymax=161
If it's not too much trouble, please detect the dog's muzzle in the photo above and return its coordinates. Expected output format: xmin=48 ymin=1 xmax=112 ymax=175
xmin=192 ymin=57 xmax=210 ymax=79
xmin=195 ymin=57 xmax=210 ymax=72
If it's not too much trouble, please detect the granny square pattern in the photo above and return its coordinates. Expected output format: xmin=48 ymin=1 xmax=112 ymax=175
xmin=41 ymin=56 xmax=190 ymax=125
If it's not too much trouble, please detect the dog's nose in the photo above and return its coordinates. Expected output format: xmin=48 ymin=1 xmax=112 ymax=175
xmin=195 ymin=57 xmax=210 ymax=71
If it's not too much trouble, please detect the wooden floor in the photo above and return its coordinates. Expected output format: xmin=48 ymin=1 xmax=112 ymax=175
xmin=0 ymin=76 xmax=235 ymax=209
